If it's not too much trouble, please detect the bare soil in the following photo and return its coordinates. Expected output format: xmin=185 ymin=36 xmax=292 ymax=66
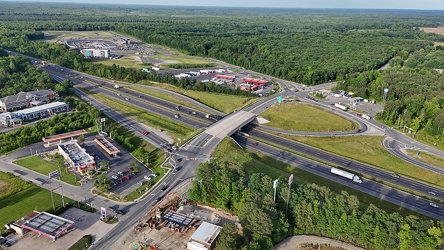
xmin=420 ymin=27 xmax=444 ymax=35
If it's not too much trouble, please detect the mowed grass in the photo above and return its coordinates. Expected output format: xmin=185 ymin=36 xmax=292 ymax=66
xmin=152 ymin=55 xmax=213 ymax=65
xmin=90 ymin=92 xmax=196 ymax=141
xmin=213 ymin=139 xmax=423 ymax=218
xmin=405 ymin=149 xmax=444 ymax=170
xmin=94 ymin=55 xmax=144 ymax=69
xmin=282 ymin=135 xmax=444 ymax=188
xmin=124 ymin=85 xmax=207 ymax=113
xmin=261 ymin=102 xmax=357 ymax=132
xmin=15 ymin=156 xmax=80 ymax=186
xmin=139 ymin=81 xmax=256 ymax=113
xmin=0 ymin=172 xmax=68 ymax=234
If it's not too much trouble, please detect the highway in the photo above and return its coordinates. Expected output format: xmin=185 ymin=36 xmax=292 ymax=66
xmin=6 ymin=50 xmax=444 ymax=248
xmin=232 ymin=134 xmax=444 ymax=221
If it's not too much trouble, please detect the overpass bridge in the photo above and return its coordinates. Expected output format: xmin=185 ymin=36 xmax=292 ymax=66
xmin=205 ymin=111 xmax=256 ymax=139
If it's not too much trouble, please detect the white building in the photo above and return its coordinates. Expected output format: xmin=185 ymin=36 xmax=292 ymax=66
xmin=81 ymin=49 xmax=110 ymax=58
xmin=15 ymin=102 xmax=68 ymax=122
xmin=187 ymin=222 xmax=222 ymax=250
xmin=0 ymin=112 xmax=22 ymax=127
xmin=58 ymin=140 xmax=96 ymax=173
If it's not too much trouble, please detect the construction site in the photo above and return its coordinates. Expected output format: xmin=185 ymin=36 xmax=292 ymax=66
xmin=127 ymin=189 xmax=237 ymax=250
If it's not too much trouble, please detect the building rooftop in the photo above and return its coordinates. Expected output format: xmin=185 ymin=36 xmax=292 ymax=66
xmin=16 ymin=102 xmax=67 ymax=116
xmin=162 ymin=211 xmax=194 ymax=227
xmin=26 ymin=89 xmax=56 ymax=97
xmin=0 ymin=91 xmax=28 ymax=104
xmin=94 ymin=137 xmax=120 ymax=155
xmin=21 ymin=211 xmax=74 ymax=241
xmin=59 ymin=140 xmax=94 ymax=168
xmin=42 ymin=129 xmax=87 ymax=143
xmin=190 ymin=221 xmax=222 ymax=245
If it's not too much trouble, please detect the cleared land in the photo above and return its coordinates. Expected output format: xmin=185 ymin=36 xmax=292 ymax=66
xmin=94 ymin=55 xmax=143 ymax=69
xmin=0 ymin=172 xmax=68 ymax=234
xmin=405 ymin=149 xmax=444 ymax=170
xmin=261 ymin=102 xmax=357 ymax=132
xmin=14 ymin=156 xmax=80 ymax=186
xmin=420 ymin=27 xmax=444 ymax=35
xmin=87 ymin=91 xmax=196 ymax=141
xmin=212 ymin=139 xmax=423 ymax=217
xmin=434 ymin=42 xmax=444 ymax=47
xmin=283 ymin=135 xmax=444 ymax=188
xmin=139 ymin=81 xmax=256 ymax=113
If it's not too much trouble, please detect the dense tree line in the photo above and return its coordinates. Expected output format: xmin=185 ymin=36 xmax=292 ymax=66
xmin=0 ymin=98 xmax=100 ymax=154
xmin=337 ymin=68 xmax=444 ymax=136
xmin=0 ymin=53 xmax=56 ymax=98
xmin=189 ymin=140 xmax=444 ymax=250
xmin=1 ymin=3 xmax=444 ymax=85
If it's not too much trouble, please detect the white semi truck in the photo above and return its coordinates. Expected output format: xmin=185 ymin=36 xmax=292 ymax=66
xmin=334 ymin=103 xmax=348 ymax=111
xmin=331 ymin=167 xmax=362 ymax=183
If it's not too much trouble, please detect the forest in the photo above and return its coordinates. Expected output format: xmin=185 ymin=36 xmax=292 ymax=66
xmin=189 ymin=140 xmax=444 ymax=250
xmin=1 ymin=3 xmax=444 ymax=85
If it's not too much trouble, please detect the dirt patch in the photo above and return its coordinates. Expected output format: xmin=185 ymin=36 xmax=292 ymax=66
xmin=275 ymin=235 xmax=365 ymax=250
xmin=0 ymin=179 xmax=8 ymax=193
xmin=420 ymin=27 xmax=444 ymax=35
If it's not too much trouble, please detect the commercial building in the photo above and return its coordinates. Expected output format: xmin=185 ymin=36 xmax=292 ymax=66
xmin=81 ymin=49 xmax=110 ymax=58
xmin=58 ymin=140 xmax=96 ymax=173
xmin=0 ymin=112 xmax=22 ymax=127
xmin=0 ymin=89 xmax=58 ymax=112
xmin=94 ymin=136 xmax=120 ymax=157
xmin=16 ymin=102 xmax=68 ymax=122
xmin=187 ymin=221 xmax=222 ymax=250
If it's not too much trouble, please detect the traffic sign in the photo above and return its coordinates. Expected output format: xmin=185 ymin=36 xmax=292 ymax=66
xmin=277 ymin=96 xmax=283 ymax=103
xmin=49 ymin=170 xmax=59 ymax=179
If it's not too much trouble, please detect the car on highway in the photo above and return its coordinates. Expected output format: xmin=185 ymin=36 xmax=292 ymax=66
xmin=176 ymin=106 xmax=181 ymax=110
xmin=172 ymin=166 xmax=181 ymax=174
xmin=390 ymin=173 xmax=400 ymax=179
xmin=357 ymin=113 xmax=363 ymax=117
xmin=160 ymin=185 xmax=169 ymax=192
xmin=111 ymin=175 xmax=119 ymax=180
xmin=155 ymin=195 xmax=164 ymax=202
xmin=174 ymin=114 xmax=181 ymax=118
xmin=429 ymin=202 xmax=439 ymax=208
xmin=142 ymin=131 xmax=149 ymax=136
xmin=252 ymin=142 xmax=258 ymax=146
xmin=125 ymin=98 xmax=130 ymax=101
xmin=428 ymin=191 xmax=437 ymax=196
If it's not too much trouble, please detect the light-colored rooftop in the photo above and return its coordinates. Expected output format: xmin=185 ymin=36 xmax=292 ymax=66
xmin=59 ymin=140 xmax=94 ymax=168
xmin=17 ymin=101 xmax=67 ymax=115
xmin=190 ymin=221 xmax=222 ymax=245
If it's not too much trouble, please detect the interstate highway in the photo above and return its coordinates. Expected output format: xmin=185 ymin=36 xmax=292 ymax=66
xmin=232 ymin=134 xmax=444 ymax=221
xmin=241 ymin=125 xmax=444 ymax=200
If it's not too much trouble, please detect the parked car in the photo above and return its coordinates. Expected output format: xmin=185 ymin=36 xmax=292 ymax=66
xmin=144 ymin=175 xmax=153 ymax=181
xmin=111 ymin=175 xmax=119 ymax=180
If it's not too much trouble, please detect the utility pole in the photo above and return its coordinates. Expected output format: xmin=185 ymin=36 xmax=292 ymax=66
xmin=58 ymin=165 xmax=66 ymax=208
xmin=273 ymin=179 xmax=278 ymax=202
xmin=286 ymin=174 xmax=294 ymax=218
xmin=49 ymin=180 xmax=56 ymax=213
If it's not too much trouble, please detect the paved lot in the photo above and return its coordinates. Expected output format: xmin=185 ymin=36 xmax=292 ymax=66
xmin=9 ymin=208 xmax=114 ymax=250
xmin=326 ymin=95 xmax=383 ymax=117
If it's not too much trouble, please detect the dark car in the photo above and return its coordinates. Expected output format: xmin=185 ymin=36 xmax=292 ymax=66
xmin=108 ymin=206 xmax=117 ymax=212
xmin=155 ymin=195 xmax=164 ymax=202
xmin=160 ymin=185 xmax=169 ymax=192
xmin=116 ymin=209 xmax=125 ymax=215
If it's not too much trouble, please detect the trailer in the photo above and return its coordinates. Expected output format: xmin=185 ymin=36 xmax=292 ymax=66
xmin=331 ymin=167 xmax=362 ymax=183
xmin=334 ymin=103 xmax=348 ymax=111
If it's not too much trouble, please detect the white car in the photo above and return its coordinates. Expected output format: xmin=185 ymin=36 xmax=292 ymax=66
xmin=429 ymin=202 xmax=439 ymax=208
xmin=111 ymin=175 xmax=119 ymax=180
xmin=144 ymin=175 xmax=153 ymax=181
xmin=428 ymin=191 xmax=437 ymax=196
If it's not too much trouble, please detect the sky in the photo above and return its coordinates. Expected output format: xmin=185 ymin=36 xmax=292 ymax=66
xmin=5 ymin=0 xmax=444 ymax=10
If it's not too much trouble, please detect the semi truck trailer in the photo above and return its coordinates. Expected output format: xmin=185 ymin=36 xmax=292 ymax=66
xmin=334 ymin=103 xmax=348 ymax=111
xmin=331 ymin=167 xmax=362 ymax=183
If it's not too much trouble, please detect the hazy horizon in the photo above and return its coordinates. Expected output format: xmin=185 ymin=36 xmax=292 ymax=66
xmin=2 ymin=0 xmax=444 ymax=10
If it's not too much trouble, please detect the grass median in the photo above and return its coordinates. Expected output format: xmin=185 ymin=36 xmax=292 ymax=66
xmin=88 ymin=91 xmax=196 ymax=141
xmin=260 ymin=102 xmax=357 ymax=132
xmin=405 ymin=149 xmax=444 ymax=170
xmin=138 ymin=81 xmax=256 ymax=113
xmin=14 ymin=156 xmax=80 ymax=186
xmin=213 ymin=139 xmax=425 ymax=218
xmin=280 ymin=135 xmax=444 ymax=189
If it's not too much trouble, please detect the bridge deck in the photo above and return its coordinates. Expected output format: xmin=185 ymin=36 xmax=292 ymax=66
xmin=205 ymin=111 xmax=256 ymax=139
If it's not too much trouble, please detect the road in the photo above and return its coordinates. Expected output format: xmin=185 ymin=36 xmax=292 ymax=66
xmin=6 ymin=50 xmax=444 ymax=248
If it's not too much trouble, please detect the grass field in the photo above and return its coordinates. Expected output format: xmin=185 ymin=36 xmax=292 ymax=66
xmin=212 ymin=139 xmax=424 ymax=218
xmin=405 ymin=149 xmax=444 ymax=170
xmin=87 ymin=91 xmax=196 ymax=141
xmin=281 ymin=135 xmax=444 ymax=188
xmin=261 ymin=102 xmax=357 ymax=132
xmin=0 ymin=172 xmax=69 ymax=234
xmin=139 ymin=81 xmax=256 ymax=113
xmin=152 ymin=55 xmax=213 ymax=66
xmin=14 ymin=156 xmax=80 ymax=186
xmin=94 ymin=55 xmax=144 ymax=69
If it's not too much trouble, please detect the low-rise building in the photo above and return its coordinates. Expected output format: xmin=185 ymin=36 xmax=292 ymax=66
xmin=0 ymin=112 xmax=22 ymax=127
xmin=16 ymin=102 xmax=68 ymax=122
xmin=187 ymin=221 xmax=222 ymax=250
xmin=0 ymin=89 xmax=58 ymax=112
xmin=58 ymin=140 xmax=96 ymax=173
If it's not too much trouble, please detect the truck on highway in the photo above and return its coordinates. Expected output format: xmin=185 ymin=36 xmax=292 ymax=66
xmin=334 ymin=103 xmax=348 ymax=111
xmin=331 ymin=167 xmax=362 ymax=183
xmin=114 ymin=85 xmax=120 ymax=89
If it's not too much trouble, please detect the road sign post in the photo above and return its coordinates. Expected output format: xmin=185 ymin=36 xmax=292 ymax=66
xmin=101 ymin=207 xmax=106 ymax=219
